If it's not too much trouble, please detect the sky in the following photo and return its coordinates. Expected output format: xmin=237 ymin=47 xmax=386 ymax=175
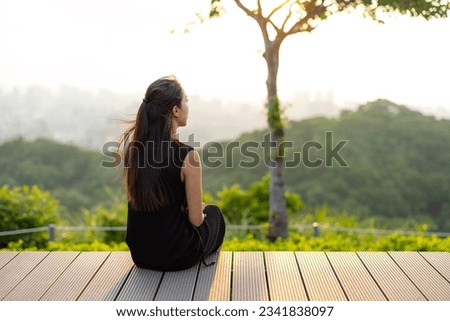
xmin=1 ymin=0 xmax=450 ymax=115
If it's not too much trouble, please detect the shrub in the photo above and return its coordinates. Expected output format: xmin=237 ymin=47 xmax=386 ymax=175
xmin=3 ymin=239 xmax=128 ymax=251
xmin=216 ymin=173 xmax=303 ymax=224
xmin=0 ymin=185 xmax=59 ymax=248
xmin=81 ymin=202 xmax=127 ymax=243
xmin=222 ymin=232 xmax=450 ymax=252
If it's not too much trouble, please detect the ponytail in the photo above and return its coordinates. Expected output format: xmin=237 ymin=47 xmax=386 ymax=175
xmin=121 ymin=76 xmax=183 ymax=212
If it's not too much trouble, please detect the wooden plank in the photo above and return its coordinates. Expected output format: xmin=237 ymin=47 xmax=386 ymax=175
xmin=326 ymin=252 xmax=386 ymax=301
xmin=4 ymin=252 xmax=79 ymax=301
xmin=193 ymin=251 xmax=232 ymax=301
xmin=0 ymin=252 xmax=19 ymax=269
xmin=78 ymin=252 xmax=134 ymax=301
xmin=389 ymin=252 xmax=450 ymax=301
xmin=40 ymin=252 xmax=109 ymax=301
xmin=295 ymin=252 xmax=347 ymax=301
xmin=265 ymin=251 xmax=308 ymax=301
xmin=154 ymin=263 xmax=200 ymax=301
xmin=420 ymin=252 xmax=450 ymax=283
xmin=0 ymin=252 xmax=49 ymax=300
xmin=232 ymin=252 xmax=269 ymax=301
xmin=357 ymin=252 xmax=426 ymax=301
xmin=116 ymin=266 xmax=163 ymax=301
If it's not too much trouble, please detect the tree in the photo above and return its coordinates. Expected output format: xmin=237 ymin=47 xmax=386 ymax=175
xmin=202 ymin=0 xmax=450 ymax=240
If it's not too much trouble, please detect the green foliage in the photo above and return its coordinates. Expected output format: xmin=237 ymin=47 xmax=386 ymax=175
xmin=216 ymin=173 xmax=303 ymax=224
xmin=358 ymin=0 xmax=450 ymax=21
xmin=81 ymin=202 xmax=127 ymax=243
xmin=202 ymin=191 xmax=216 ymax=204
xmin=266 ymin=96 xmax=285 ymax=136
xmin=1 ymin=99 xmax=449 ymax=253
xmin=0 ymin=138 xmax=124 ymax=224
xmin=222 ymin=232 xmax=450 ymax=252
xmin=4 ymin=239 xmax=128 ymax=251
xmin=3 ymin=232 xmax=449 ymax=252
xmin=209 ymin=0 xmax=450 ymax=22
xmin=203 ymin=100 xmax=450 ymax=231
xmin=291 ymin=204 xmax=438 ymax=232
xmin=0 ymin=185 xmax=59 ymax=248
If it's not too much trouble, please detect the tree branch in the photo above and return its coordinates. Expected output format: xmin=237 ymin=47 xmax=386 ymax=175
xmin=268 ymin=19 xmax=281 ymax=35
xmin=234 ymin=0 xmax=286 ymax=49
xmin=267 ymin=0 xmax=290 ymax=20
xmin=257 ymin=0 xmax=263 ymax=16
xmin=281 ymin=2 xmax=296 ymax=33
xmin=233 ymin=0 xmax=274 ymax=48
xmin=285 ymin=1 xmax=328 ymax=36
xmin=234 ymin=0 xmax=258 ymax=19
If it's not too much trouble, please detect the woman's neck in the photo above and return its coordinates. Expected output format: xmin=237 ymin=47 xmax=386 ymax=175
xmin=171 ymin=126 xmax=178 ymax=140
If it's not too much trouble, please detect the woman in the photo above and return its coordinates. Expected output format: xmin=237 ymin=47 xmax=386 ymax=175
xmin=120 ymin=75 xmax=225 ymax=271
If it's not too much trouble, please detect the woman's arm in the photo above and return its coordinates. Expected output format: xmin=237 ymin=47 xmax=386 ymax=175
xmin=181 ymin=149 xmax=204 ymax=227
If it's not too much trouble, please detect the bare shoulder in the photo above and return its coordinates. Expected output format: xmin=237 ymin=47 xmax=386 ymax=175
xmin=184 ymin=149 xmax=201 ymax=168
xmin=181 ymin=149 xmax=201 ymax=182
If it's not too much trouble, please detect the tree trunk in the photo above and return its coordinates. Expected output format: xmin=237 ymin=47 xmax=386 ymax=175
xmin=264 ymin=40 xmax=288 ymax=241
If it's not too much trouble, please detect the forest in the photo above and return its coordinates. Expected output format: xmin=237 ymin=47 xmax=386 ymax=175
xmin=202 ymin=99 xmax=450 ymax=231
xmin=1 ymin=99 xmax=449 ymax=250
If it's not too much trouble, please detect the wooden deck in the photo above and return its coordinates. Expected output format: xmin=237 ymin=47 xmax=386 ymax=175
xmin=0 ymin=251 xmax=449 ymax=301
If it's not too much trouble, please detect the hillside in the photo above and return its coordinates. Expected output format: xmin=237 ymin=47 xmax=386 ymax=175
xmin=1 ymin=99 xmax=449 ymax=230
xmin=0 ymin=138 xmax=124 ymax=224
xmin=202 ymin=99 xmax=450 ymax=230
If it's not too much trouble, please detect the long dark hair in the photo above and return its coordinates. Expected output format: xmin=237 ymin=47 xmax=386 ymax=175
xmin=121 ymin=75 xmax=184 ymax=212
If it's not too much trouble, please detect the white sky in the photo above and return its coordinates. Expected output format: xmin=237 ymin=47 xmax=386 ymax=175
xmin=1 ymin=0 xmax=450 ymax=111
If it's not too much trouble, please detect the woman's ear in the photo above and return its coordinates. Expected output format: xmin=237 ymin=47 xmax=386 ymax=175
xmin=172 ymin=105 xmax=179 ymax=117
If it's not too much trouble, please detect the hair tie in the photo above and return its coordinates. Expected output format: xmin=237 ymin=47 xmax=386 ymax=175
xmin=143 ymin=98 xmax=149 ymax=103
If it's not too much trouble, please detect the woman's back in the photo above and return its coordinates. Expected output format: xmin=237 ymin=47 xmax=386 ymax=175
xmin=125 ymin=140 xmax=203 ymax=271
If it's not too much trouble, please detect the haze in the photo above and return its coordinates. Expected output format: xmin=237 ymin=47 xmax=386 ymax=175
xmin=1 ymin=0 xmax=449 ymax=148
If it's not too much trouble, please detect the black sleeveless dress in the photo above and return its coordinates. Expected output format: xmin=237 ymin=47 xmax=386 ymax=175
xmin=125 ymin=140 xmax=225 ymax=271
